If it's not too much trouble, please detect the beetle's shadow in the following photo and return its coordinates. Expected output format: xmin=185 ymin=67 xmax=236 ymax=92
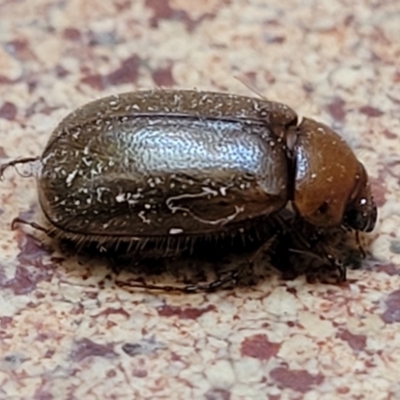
xmin=56 ymin=224 xmax=277 ymax=292
xmin=10 ymin=207 xmax=366 ymax=292
xmin=53 ymin=216 xmax=365 ymax=292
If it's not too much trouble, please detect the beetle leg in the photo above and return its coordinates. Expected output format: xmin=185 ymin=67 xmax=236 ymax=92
xmin=11 ymin=217 xmax=50 ymax=235
xmin=116 ymin=279 xmax=193 ymax=293
xmin=183 ymin=269 xmax=240 ymax=292
xmin=0 ymin=157 xmax=40 ymax=179
xmin=276 ymin=214 xmax=349 ymax=282
xmin=117 ymin=269 xmax=240 ymax=293
xmin=326 ymin=253 xmax=347 ymax=283
xmin=248 ymin=234 xmax=278 ymax=266
xmin=118 ymin=269 xmax=241 ymax=293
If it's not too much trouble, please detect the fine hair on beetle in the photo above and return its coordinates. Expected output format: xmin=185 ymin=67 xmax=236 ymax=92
xmin=0 ymin=89 xmax=377 ymax=290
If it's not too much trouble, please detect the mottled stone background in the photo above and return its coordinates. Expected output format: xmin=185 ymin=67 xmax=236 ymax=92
xmin=0 ymin=0 xmax=399 ymax=399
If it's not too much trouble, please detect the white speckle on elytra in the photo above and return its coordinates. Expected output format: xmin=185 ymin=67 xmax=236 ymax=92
xmin=72 ymin=131 xmax=80 ymax=140
xmin=66 ymin=170 xmax=78 ymax=186
xmin=360 ymin=198 xmax=367 ymax=205
xmin=311 ymin=173 xmax=317 ymax=179
xmin=82 ymin=157 xmax=92 ymax=167
xmin=96 ymin=187 xmax=107 ymax=202
xmin=169 ymin=228 xmax=183 ymax=235
xmin=116 ymin=194 xmax=125 ymax=202
xmin=138 ymin=211 xmax=151 ymax=224
xmin=130 ymin=192 xmax=142 ymax=200
xmin=219 ymin=187 xmax=228 ymax=196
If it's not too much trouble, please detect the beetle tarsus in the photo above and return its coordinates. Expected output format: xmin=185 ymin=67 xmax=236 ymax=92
xmin=11 ymin=217 xmax=49 ymax=234
xmin=0 ymin=157 xmax=40 ymax=180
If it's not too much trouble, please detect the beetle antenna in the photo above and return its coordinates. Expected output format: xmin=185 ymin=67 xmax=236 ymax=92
xmin=355 ymin=231 xmax=366 ymax=258
xmin=288 ymin=248 xmax=327 ymax=264
xmin=233 ymin=75 xmax=267 ymax=99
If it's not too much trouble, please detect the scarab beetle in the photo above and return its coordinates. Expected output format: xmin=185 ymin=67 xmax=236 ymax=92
xmin=0 ymin=90 xmax=377 ymax=284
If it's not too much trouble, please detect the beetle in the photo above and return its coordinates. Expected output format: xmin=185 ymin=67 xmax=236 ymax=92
xmin=0 ymin=90 xmax=377 ymax=286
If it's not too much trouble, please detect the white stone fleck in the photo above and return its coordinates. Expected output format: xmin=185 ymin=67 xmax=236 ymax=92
xmin=204 ymin=359 xmax=235 ymax=388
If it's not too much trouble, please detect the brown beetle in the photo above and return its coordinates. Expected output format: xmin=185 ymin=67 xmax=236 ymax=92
xmin=0 ymin=90 xmax=377 ymax=285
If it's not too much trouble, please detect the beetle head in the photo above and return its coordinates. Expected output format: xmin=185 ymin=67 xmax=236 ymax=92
xmin=292 ymin=118 xmax=377 ymax=232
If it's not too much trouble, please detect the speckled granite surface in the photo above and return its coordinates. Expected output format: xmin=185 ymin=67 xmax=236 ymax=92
xmin=0 ymin=0 xmax=399 ymax=399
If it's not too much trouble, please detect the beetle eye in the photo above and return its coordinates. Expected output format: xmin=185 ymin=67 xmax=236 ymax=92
xmin=343 ymin=202 xmax=377 ymax=232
